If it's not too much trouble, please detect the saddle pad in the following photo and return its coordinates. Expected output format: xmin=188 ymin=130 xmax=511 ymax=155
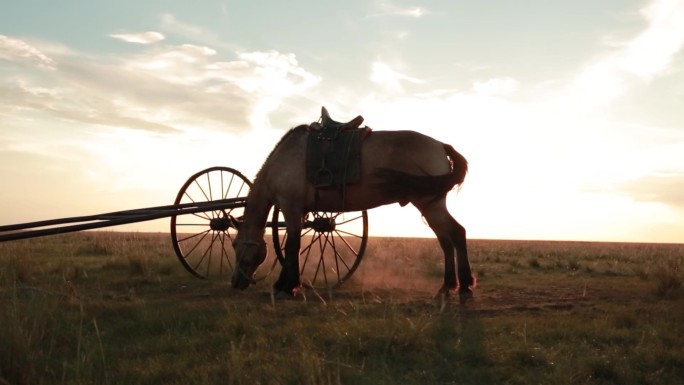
xmin=306 ymin=128 xmax=366 ymax=188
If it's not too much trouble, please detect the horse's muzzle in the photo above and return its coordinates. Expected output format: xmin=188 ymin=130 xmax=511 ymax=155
xmin=231 ymin=269 xmax=256 ymax=290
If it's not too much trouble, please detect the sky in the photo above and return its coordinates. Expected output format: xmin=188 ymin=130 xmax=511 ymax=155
xmin=1 ymin=0 xmax=684 ymax=243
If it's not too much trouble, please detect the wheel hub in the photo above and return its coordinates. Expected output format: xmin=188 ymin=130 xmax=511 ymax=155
xmin=311 ymin=217 xmax=336 ymax=232
xmin=209 ymin=216 xmax=231 ymax=231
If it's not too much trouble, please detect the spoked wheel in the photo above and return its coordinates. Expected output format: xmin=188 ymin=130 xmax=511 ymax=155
xmin=271 ymin=209 xmax=368 ymax=289
xmin=171 ymin=167 xmax=252 ymax=279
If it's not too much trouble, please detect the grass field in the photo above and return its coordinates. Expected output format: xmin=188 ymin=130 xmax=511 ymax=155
xmin=1 ymin=232 xmax=683 ymax=385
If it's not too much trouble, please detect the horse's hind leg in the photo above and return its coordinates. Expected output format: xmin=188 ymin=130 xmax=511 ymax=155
xmin=417 ymin=198 xmax=474 ymax=297
xmin=449 ymin=217 xmax=474 ymax=295
xmin=416 ymin=199 xmax=458 ymax=294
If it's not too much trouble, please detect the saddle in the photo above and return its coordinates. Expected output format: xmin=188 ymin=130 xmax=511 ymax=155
xmin=307 ymin=107 xmax=370 ymax=188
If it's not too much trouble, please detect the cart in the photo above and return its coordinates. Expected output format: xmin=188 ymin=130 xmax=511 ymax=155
xmin=0 ymin=166 xmax=368 ymax=289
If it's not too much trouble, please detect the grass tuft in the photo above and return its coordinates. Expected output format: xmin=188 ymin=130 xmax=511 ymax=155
xmin=653 ymin=256 xmax=683 ymax=299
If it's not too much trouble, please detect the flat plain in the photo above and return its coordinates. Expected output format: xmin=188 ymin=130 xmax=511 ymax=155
xmin=1 ymin=232 xmax=683 ymax=385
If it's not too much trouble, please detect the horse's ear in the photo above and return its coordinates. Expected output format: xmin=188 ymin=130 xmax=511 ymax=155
xmin=321 ymin=106 xmax=330 ymax=120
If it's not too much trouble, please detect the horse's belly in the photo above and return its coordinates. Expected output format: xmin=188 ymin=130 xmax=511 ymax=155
xmin=305 ymin=185 xmax=396 ymax=212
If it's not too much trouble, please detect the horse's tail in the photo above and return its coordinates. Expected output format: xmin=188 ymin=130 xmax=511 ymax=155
xmin=444 ymin=143 xmax=468 ymax=188
xmin=373 ymin=144 xmax=468 ymax=199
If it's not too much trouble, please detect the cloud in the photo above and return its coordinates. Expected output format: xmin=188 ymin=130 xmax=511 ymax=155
xmin=158 ymin=13 xmax=242 ymax=52
xmin=371 ymin=0 xmax=429 ymax=18
xmin=0 ymin=34 xmax=54 ymax=68
xmin=369 ymin=61 xmax=423 ymax=92
xmin=125 ymin=43 xmax=219 ymax=84
xmin=123 ymin=44 xmax=320 ymax=127
xmin=0 ymin=77 xmax=180 ymax=133
xmin=0 ymin=33 xmax=320 ymax=134
xmin=109 ymin=31 xmax=165 ymax=44
xmin=620 ymin=0 xmax=684 ymax=78
xmin=472 ymin=77 xmax=519 ymax=97
xmin=231 ymin=51 xmax=320 ymax=95
xmin=567 ymin=0 xmax=684 ymax=110
xmin=161 ymin=14 xmax=205 ymax=37
xmin=614 ymin=173 xmax=684 ymax=208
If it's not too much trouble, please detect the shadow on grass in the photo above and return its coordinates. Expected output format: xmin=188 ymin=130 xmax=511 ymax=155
xmin=430 ymin=309 xmax=500 ymax=385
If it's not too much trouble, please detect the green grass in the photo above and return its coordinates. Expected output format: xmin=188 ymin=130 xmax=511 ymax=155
xmin=1 ymin=233 xmax=683 ymax=384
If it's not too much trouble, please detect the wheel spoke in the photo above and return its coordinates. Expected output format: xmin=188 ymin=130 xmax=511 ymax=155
xmin=221 ymin=172 xmax=227 ymax=200
xmin=300 ymin=232 xmax=322 ymax=275
xmin=334 ymin=237 xmax=346 ymax=282
xmin=187 ymin=232 xmax=211 ymax=270
xmin=206 ymin=173 xmax=213 ymax=202
xmin=192 ymin=211 xmax=213 ymax=221
xmin=177 ymin=229 xmax=211 ymax=243
xmin=220 ymin=231 xmax=233 ymax=273
xmin=334 ymin=228 xmax=364 ymax=239
xmin=175 ymin=222 xmax=210 ymax=227
xmin=335 ymin=214 xmax=363 ymax=226
xmin=200 ymin=232 xmax=217 ymax=275
xmin=179 ymin=229 xmax=211 ymax=248
xmin=313 ymin=233 xmax=325 ymax=286
xmin=235 ymin=181 xmax=247 ymax=200
xmin=193 ymin=179 xmax=211 ymax=202
xmin=333 ymin=230 xmax=360 ymax=256
xmin=329 ymin=234 xmax=350 ymax=281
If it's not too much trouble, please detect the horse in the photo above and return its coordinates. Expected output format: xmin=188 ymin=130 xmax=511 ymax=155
xmin=231 ymin=108 xmax=475 ymax=299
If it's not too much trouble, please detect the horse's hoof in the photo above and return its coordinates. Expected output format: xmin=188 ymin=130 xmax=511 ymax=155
xmin=458 ymin=289 xmax=474 ymax=304
xmin=275 ymin=290 xmax=294 ymax=300
xmin=433 ymin=285 xmax=456 ymax=300
xmin=274 ymin=287 xmax=306 ymax=301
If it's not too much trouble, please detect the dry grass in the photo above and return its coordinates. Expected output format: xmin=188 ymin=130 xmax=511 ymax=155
xmin=1 ymin=233 xmax=683 ymax=384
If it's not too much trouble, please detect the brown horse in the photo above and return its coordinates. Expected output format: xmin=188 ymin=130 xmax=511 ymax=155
xmin=231 ymin=108 xmax=475 ymax=298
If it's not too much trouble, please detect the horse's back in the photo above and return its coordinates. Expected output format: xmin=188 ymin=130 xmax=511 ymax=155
xmin=360 ymin=130 xmax=451 ymax=176
xmin=262 ymin=128 xmax=456 ymax=212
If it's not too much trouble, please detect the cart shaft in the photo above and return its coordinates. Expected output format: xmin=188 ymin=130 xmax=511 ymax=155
xmin=0 ymin=198 xmax=247 ymax=242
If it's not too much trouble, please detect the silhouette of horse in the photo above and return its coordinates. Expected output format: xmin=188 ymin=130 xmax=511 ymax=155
xmin=232 ymin=108 xmax=474 ymax=299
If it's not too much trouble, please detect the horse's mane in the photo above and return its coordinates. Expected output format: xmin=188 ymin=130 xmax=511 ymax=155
xmin=253 ymin=124 xmax=309 ymax=183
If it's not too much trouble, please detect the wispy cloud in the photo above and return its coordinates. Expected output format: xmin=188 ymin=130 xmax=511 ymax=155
xmin=614 ymin=173 xmax=684 ymax=208
xmin=369 ymin=0 xmax=430 ymax=18
xmin=109 ymin=31 xmax=165 ymax=44
xmin=620 ymin=0 xmax=684 ymax=78
xmin=568 ymin=0 xmax=684 ymax=109
xmin=161 ymin=14 xmax=205 ymax=37
xmin=369 ymin=61 xmax=423 ymax=92
xmin=158 ymin=13 xmax=242 ymax=55
xmin=472 ymin=77 xmax=519 ymax=97
xmin=0 ymin=34 xmax=54 ymax=68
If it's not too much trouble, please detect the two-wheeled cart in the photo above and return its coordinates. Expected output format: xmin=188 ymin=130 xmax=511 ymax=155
xmin=0 ymin=166 xmax=368 ymax=288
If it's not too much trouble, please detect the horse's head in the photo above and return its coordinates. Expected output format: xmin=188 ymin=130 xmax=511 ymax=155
xmin=231 ymin=235 xmax=267 ymax=290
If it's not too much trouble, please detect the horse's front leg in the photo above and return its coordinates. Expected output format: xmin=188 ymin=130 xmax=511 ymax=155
xmin=436 ymin=235 xmax=457 ymax=295
xmin=274 ymin=210 xmax=303 ymax=298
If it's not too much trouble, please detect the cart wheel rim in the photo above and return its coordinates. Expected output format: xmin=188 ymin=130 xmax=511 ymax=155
xmin=170 ymin=166 xmax=251 ymax=280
